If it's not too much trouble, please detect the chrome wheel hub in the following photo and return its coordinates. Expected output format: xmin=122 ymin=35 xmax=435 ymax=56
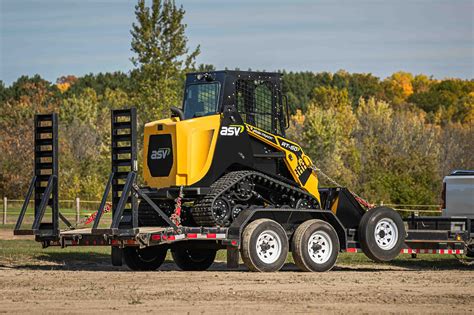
xmin=256 ymin=230 xmax=282 ymax=264
xmin=374 ymin=218 xmax=398 ymax=250
xmin=307 ymin=231 xmax=332 ymax=264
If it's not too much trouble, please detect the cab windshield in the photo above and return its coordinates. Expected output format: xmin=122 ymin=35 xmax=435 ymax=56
xmin=183 ymin=82 xmax=220 ymax=119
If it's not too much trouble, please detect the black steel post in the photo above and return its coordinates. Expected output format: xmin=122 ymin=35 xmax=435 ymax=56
xmin=93 ymin=172 xmax=114 ymax=230
xmin=111 ymin=172 xmax=136 ymax=230
xmin=133 ymin=185 xmax=179 ymax=230
xmin=32 ymin=175 xmax=55 ymax=232
xmin=14 ymin=175 xmax=36 ymax=232
xmin=51 ymin=113 xmax=59 ymax=235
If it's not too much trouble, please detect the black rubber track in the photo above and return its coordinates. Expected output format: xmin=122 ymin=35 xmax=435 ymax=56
xmin=137 ymin=199 xmax=173 ymax=227
xmin=193 ymin=170 xmax=319 ymax=226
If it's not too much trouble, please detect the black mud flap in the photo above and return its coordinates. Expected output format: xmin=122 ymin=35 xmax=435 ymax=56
xmin=111 ymin=246 xmax=123 ymax=266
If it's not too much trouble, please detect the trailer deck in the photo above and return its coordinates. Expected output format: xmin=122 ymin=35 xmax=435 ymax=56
xmin=54 ymin=220 xmax=470 ymax=257
xmin=58 ymin=226 xmax=232 ymax=247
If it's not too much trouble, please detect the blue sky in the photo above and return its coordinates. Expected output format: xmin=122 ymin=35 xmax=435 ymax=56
xmin=1 ymin=0 xmax=473 ymax=85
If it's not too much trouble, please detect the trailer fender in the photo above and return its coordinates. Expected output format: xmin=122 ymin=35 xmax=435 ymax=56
xmin=228 ymin=208 xmax=347 ymax=250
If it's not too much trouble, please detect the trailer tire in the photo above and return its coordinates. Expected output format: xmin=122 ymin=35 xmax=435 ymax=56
xmin=240 ymin=219 xmax=289 ymax=272
xmin=123 ymin=246 xmax=167 ymax=271
xmin=292 ymin=219 xmax=340 ymax=272
xmin=359 ymin=207 xmax=405 ymax=262
xmin=172 ymin=248 xmax=217 ymax=271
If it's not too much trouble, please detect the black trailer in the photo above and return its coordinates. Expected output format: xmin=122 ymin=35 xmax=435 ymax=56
xmin=14 ymin=109 xmax=473 ymax=272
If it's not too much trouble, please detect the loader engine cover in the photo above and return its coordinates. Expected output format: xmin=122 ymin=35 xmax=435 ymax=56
xmin=143 ymin=114 xmax=220 ymax=188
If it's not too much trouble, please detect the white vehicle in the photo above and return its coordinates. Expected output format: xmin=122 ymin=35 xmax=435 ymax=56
xmin=442 ymin=170 xmax=474 ymax=219
xmin=440 ymin=170 xmax=474 ymax=257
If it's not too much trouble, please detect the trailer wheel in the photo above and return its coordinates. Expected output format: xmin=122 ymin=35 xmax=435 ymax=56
xmin=123 ymin=246 xmax=167 ymax=271
xmin=172 ymin=248 xmax=217 ymax=271
xmin=359 ymin=207 xmax=405 ymax=262
xmin=240 ymin=219 xmax=289 ymax=272
xmin=291 ymin=219 xmax=340 ymax=272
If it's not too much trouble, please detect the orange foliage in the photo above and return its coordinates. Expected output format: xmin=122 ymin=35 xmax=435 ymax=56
xmin=56 ymin=75 xmax=77 ymax=93
xmin=390 ymin=71 xmax=414 ymax=97
xmin=57 ymin=82 xmax=71 ymax=93
xmin=291 ymin=109 xmax=305 ymax=125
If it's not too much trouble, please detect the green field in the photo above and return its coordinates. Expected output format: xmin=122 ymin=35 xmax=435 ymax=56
xmin=0 ymin=231 xmax=468 ymax=271
xmin=2 ymin=204 xmax=112 ymax=229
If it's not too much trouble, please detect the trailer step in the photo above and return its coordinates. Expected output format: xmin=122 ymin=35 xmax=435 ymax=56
xmin=113 ymin=134 xmax=133 ymax=142
xmin=113 ymin=121 xmax=132 ymax=129
xmin=112 ymin=146 xmax=132 ymax=154
xmin=36 ymin=138 xmax=53 ymax=145
xmin=114 ymin=159 xmax=133 ymax=167
xmin=36 ymin=126 xmax=53 ymax=133
xmin=36 ymin=151 xmax=53 ymax=158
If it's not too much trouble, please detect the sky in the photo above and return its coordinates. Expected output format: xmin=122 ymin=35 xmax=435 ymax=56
xmin=0 ymin=0 xmax=473 ymax=85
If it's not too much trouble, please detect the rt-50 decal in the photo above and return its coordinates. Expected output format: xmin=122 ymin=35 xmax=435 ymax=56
xmin=279 ymin=140 xmax=300 ymax=153
xmin=220 ymin=125 xmax=245 ymax=136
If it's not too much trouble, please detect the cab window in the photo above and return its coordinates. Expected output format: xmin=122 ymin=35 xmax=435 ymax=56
xmin=183 ymin=83 xmax=220 ymax=119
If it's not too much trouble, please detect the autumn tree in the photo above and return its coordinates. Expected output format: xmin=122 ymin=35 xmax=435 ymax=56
xmin=381 ymin=71 xmax=414 ymax=108
xmin=130 ymin=0 xmax=200 ymax=121
xmin=438 ymin=122 xmax=474 ymax=177
xmin=0 ymin=76 xmax=60 ymax=197
xmin=1 ymin=66 xmax=472 ymax=204
xmin=67 ymin=72 xmax=132 ymax=96
xmin=295 ymin=86 xmax=360 ymax=187
xmin=0 ymin=80 xmax=7 ymax=103
xmin=354 ymin=98 xmax=441 ymax=204
xmin=56 ymin=75 xmax=78 ymax=93
xmin=408 ymin=79 xmax=474 ymax=123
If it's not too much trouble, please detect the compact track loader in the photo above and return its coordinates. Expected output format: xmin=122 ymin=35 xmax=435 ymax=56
xmin=15 ymin=70 xmax=472 ymax=272
xmin=140 ymin=71 xmax=321 ymax=228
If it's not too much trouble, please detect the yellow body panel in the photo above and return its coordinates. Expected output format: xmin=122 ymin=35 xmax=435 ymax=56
xmin=143 ymin=115 xmax=220 ymax=188
xmin=330 ymin=196 xmax=339 ymax=214
xmin=246 ymin=124 xmax=321 ymax=203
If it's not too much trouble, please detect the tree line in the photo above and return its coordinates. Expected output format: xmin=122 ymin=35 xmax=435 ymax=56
xmin=1 ymin=0 xmax=472 ymax=206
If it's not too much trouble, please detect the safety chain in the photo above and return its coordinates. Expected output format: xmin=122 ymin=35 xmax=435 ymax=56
xmin=71 ymin=202 xmax=112 ymax=228
xmin=170 ymin=186 xmax=184 ymax=226
xmin=310 ymin=165 xmax=375 ymax=209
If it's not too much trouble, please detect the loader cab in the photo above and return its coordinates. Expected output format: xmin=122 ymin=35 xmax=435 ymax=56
xmin=144 ymin=70 xmax=292 ymax=190
xmin=183 ymin=70 xmax=289 ymax=136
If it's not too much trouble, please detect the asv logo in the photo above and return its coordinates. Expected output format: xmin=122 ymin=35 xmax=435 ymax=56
xmin=150 ymin=148 xmax=171 ymax=160
xmin=220 ymin=125 xmax=244 ymax=136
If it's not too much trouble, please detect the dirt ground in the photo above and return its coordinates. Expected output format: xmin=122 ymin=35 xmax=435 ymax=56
xmin=0 ymin=230 xmax=473 ymax=314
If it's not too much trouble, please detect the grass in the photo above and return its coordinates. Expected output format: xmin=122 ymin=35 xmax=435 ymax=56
xmin=2 ymin=206 xmax=112 ymax=229
xmin=0 ymin=237 xmax=469 ymax=271
xmin=1 ymin=223 xmax=469 ymax=271
xmin=0 ymin=239 xmax=111 ymax=266
xmin=1 ymin=224 xmax=16 ymax=230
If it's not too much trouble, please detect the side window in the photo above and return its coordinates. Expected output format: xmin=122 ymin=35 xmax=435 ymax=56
xmin=254 ymin=83 xmax=273 ymax=132
xmin=236 ymin=79 xmax=279 ymax=134
xmin=184 ymin=83 xmax=220 ymax=119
